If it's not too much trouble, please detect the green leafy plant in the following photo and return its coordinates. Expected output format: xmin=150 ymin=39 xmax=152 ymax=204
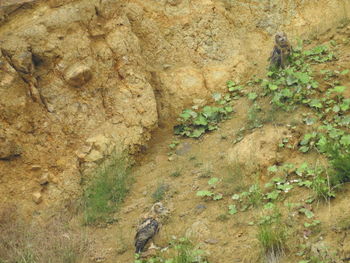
xmin=247 ymin=92 xmax=258 ymax=101
xmin=227 ymin=80 xmax=244 ymax=99
xmin=169 ymin=140 xmax=180 ymax=150
xmin=228 ymin=204 xmax=237 ymax=215
xmin=197 ymin=177 xmax=223 ymax=201
xmin=174 ymin=105 xmax=233 ymax=138
xmin=299 ymin=132 xmax=318 ymax=153
xmin=303 ymin=45 xmax=335 ymax=63
xmin=304 ymin=220 xmax=321 ymax=228
xmin=232 ymin=183 xmax=264 ymax=210
xmin=310 ymin=174 xmax=335 ymax=201
xmin=294 ymin=162 xmax=335 ymax=201
xmin=299 ymin=208 xmax=314 ymax=219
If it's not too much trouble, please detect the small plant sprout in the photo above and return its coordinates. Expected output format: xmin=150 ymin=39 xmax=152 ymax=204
xmin=169 ymin=140 xmax=180 ymax=150
xmin=197 ymin=177 xmax=223 ymax=201
xmin=170 ymin=170 xmax=182 ymax=177
xmin=228 ymin=204 xmax=237 ymax=215
xmin=152 ymin=183 xmax=169 ymax=202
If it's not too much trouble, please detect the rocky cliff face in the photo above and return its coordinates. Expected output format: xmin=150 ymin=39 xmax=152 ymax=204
xmin=0 ymin=0 xmax=349 ymax=213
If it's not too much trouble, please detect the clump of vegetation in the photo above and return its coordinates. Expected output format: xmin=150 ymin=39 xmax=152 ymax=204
xmin=297 ymin=242 xmax=340 ymax=263
xmin=247 ymin=102 xmax=263 ymax=129
xmin=216 ymin=214 xmax=229 ymax=221
xmin=83 ymin=154 xmax=132 ymax=225
xmin=258 ymin=40 xmax=350 ymax=198
xmin=325 ymin=144 xmax=350 ymax=185
xmin=174 ymin=87 xmax=237 ymax=138
xmin=152 ymin=182 xmax=169 ymax=202
xmin=336 ymin=216 xmax=350 ymax=231
xmin=257 ymin=209 xmax=287 ymax=261
xmin=0 ymin=206 xmax=88 ymax=263
xmin=170 ymin=170 xmax=182 ymax=177
xmin=310 ymin=174 xmax=333 ymax=201
xmin=231 ymin=182 xmax=265 ymax=212
xmin=135 ymin=238 xmax=208 ymax=263
xmin=293 ymin=162 xmax=335 ymax=201
xmin=174 ymin=105 xmax=233 ymax=138
xmin=223 ymin=162 xmax=247 ymax=194
xmin=196 ymin=177 xmax=223 ymax=201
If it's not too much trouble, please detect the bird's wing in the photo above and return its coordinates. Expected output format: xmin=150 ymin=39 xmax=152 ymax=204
xmin=135 ymin=218 xmax=159 ymax=241
xmin=135 ymin=218 xmax=159 ymax=253
xmin=268 ymin=46 xmax=278 ymax=61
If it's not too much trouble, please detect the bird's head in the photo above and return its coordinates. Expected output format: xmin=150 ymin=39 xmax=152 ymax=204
xmin=275 ymin=32 xmax=288 ymax=45
xmin=150 ymin=202 xmax=169 ymax=216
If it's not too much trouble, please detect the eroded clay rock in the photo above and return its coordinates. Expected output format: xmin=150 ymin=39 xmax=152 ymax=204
xmin=0 ymin=54 xmax=28 ymax=120
xmin=167 ymin=0 xmax=182 ymax=6
xmin=64 ymin=64 xmax=92 ymax=87
xmin=0 ymin=0 xmax=349 ymax=215
xmin=156 ymin=66 xmax=210 ymax=119
xmin=186 ymin=219 xmax=211 ymax=240
xmin=11 ymin=51 xmax=34 ymax=74
xmin=0 ymin=137 xmax=21 ymax=160
xmin=227 ymin=125 xmax=291 ymax=172
xmin=32 ymin=192 xmax=42 ymax=204
xmin=48 ymin=0 xmax=76 ymax=8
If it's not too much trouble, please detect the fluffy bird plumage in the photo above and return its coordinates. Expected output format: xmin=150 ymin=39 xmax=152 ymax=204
xmin=269 ymin=32 xmax=292 ymax=69
xmin=135 ymin=218 xmax=159 ymax=253
xmin=134 ymin=202 xmax=168 ymax=254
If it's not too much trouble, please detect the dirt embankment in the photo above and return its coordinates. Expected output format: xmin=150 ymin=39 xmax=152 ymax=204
xmin=0 ymin=0 xmax=349 ymax=214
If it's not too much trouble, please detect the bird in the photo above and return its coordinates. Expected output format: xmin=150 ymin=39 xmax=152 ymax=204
xmin=268 ymin=32 xmax=292 ymax=69
xmin=134 ymin=202 xmax=169 ymax=254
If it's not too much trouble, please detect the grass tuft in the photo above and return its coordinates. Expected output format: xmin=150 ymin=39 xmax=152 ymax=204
xmin=0 ymin=206 xmax=88 ymax=263
xmin=247 ymin=103 xmax=263 ymax=129
xmin=257 ymin=210 xmax=287 ymax=262
xmin=310 ymin=174 xmax=334 ymax=201
xmin=223 ymin=162 xmax=247 ymax=194
xmin=329 ymin=153 xmax=350 ymax=185
xmin=152 ymin=183 xmax=169 ymax=202
xmin=170 ymin=170 xmax=182 ymax=177
xmin=135 ymin=238 xmax=208 ymax=263
xmin=83 ymin=153 xmax=132 ymax=225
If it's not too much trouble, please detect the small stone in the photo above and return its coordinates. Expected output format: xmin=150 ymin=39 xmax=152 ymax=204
xmin=186 ymin=220 xmax=210 ymax=239
xmin=194 ymin=204 xmax=207 ymax=215
xmin=175 ymin=142 xmax=192 ymax=156
xmin=142 ymin=191 xmax=147 ymax=196
xmin=39 ymin=173 xmax=49 ymax=185
xmin=48 ymin=173 xmax=59 ymax=184
xmin=167 ymin=0 xmax=182 ymax=6
xmin=117 ymin=246 xmax=127 ymax=255
xmin=32 ymin=192 xmax=42 ymax=204
xmin=31 ymin=165 xmax=41 ymax=171
xmin=163 ymin=64 xmax=172 ymax=70
xmin=195 ymin=204 xmax=206 ymax=209
xmin=64 ymin=63 xmax=92 ymax=87
xmin=11 ymin=51 xmax=34 ymax=73
xmin=192 ymin=98 xmax=207 ymax=107
xmin=204 ymin=238 xmax=219 ymax=245
xmin=0 ymin=137 xmax=21 ymax=160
